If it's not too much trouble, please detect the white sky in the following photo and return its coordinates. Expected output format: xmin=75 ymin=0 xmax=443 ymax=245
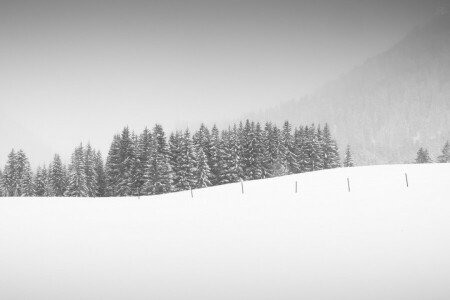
xmin=0 ymin=0 xmax=444 ymax=167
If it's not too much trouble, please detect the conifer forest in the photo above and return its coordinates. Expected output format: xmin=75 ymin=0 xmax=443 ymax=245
xmin=0 ymin=121 xmax=344 ymax=197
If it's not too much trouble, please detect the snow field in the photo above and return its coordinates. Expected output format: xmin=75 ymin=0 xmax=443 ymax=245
xmin=1 ymin=163 xmax=450 ymax=300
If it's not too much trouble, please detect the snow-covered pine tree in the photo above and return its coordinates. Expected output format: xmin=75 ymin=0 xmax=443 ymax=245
xmin=34 ymin=166 xmax=45 ymax=196
xmin=94 ymin=151 xmax=106 ymax=197
xmin=261 ymin=122 xmax=274 ymax=178
xmin=208 ymin=125 xmax=221 ymax=185
xmin=241 ymin=120 xmax=265 ymax=180
xmin=65 ymin=144 xmax=88 ymax=197
xmin=269 ymin=124 xmax=287 ymax=176
xmin=168 ymin=131 xmax=183 ymax=190
xmin=50 ymin=154 xmax=66 ymax=196
xmin=15 ymin=150 xmax=34 ymax=196
xmin=302 ymin=125 xmax=322 ymax=172
xmin=321 ymin=123 xmax=341 ymax=169
xmin=343 ymin=145 xmax=355 ymax=167
xmin=143 ymin=124 xmax=173 ymax=195
xmin=218 ymin=127 xmax=242 ymax=184
xmin=134 ymin=127 xmax=153 ymax=195
xmin=44 ymin=164 xmax=54 ymax=196
xmin=241 ymin=120 xmax=257 ymax=180
xmin=2 ymin=150 xmax=16 ymax=196
xmin=415 ymin=147 xmax=432 ymax=164
xmin=195 ymin=144 xmax=212 ymax=188
xmin=84 ymin=143 xmax=98 ymax=197
xmin=294 ymin=126 xmax=307 ymax=173
xmin=193 ymin=123 xmax=211 ymax=161
xmin=178 ymin=129 xmax=198 ymax=191
xmin=105 ymin=134 xmax=121 ymax=196
xmin=253 ymin=122 xmax=266 ymax=179
xmin=437 ymin=141 xmax=450 ymax=163
xmin=281 ymin=121 xmax=300 ymax=174
xmin=116 ymin=127 xmax=135 ymax=196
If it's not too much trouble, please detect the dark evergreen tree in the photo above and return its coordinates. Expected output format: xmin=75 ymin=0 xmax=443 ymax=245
xmin=2 ymin=150 xmax=17 ymax=196
xmin=173 ymin=129 xmax=197 ymax=191
xmin=437 ymin=141 xmax=450 ymax=163
xmin=84 ymin=143 xmax=98 ymax=197
xmin=281 ymin=121 xmax=300 ymax=174
xmin=15 ymin=150 xmax=34 ymax=196
xmin=321 ymin=123 xmax=341 ymax=169
xmin=343 ymin=145 xmax=355 ymax=167
xmin=66 ymin=144 xmax=88 ymax=197
xmin=116 ymin=127 xmax=135 ymax=196
xmin=143 ymin=124 xmax=172 ymax=195
xmin=34 ymin=166 xmax=46 ymax=196
xmin=208 ymin=125 xmax=221 ymax=185
xmin=50 ymin=154 xmax=66 ymax=196
xmin=105 ymin=134 xmax=121 ymax=196
xmin=94 ymin=151 xmax=106 ymax=197
xmin=415 ymin=147 xmax=432 ymax=164
xmin=134 ymin=127 xmax=153 ymax=194
xmin=195 ymin=146 xmax=212 ymax=188
xmin=218 ymin=127 xmax=242 ymax=184
xmin=168 ymin=131 xmax=183 ymax=190
xmin=302 ymin=125 xmax=322 ymax=172
xmin=294 ymin=126 xmax=307 ymax=173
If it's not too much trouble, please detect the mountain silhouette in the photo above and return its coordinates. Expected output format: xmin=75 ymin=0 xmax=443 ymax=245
xmin=251 ymin=13 xmax=450 ymax=164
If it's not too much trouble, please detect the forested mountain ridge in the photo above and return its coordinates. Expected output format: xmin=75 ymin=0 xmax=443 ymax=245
xmin=251 ymin=14 xmax=450 ymax=165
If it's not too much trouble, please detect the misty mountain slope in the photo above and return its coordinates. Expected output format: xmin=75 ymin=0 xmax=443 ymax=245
xmin=1 ymin=163 xmax=450 ymax=300
xmin=253 ymin=14 xmax=450 ymax=165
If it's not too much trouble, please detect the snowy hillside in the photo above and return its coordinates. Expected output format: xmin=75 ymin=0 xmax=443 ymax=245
xmin=1 ymin=163 xmax=450 ymax=300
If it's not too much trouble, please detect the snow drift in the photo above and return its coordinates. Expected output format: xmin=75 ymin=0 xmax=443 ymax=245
xmin=1 ymin=163 xmax=450 ymax=300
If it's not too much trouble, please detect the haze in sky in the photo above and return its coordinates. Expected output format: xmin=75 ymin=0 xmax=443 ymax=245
xmin=0 ymin=0 xmax=445 ymax=166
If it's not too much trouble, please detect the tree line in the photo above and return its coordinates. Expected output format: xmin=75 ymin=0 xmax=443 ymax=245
xmin=415 ymin=141 xmax=450 ymax=164
xmin=0 ymin=120 xmax=353 ymax=197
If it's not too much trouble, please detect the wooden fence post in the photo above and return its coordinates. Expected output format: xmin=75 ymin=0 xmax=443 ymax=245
xmin=347 ymin=178 xmax=351 ymax=192
xmin=295 ymin=181 xmax=298 ymax=193
xmin=405 ymin=173 xmax=409 ymax=188
xmin=241 ymin=179 xmax=244 ymax=194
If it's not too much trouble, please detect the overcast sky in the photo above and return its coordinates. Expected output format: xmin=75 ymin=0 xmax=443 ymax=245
xmin=0 ymin=0 xmax=445 ymax=167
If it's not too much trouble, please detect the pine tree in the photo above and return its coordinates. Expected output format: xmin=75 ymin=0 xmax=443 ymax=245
xmin=173 ymin=129 xmax=197 ymax=191
xmin=50 ymin=154 xmax=66 ymax=196
xmin=94 ymin=151 xmax=106 ymax=197
xmin=15 ymin=150 xmax=34 ymax=196
xmin=3 ymin=150 xmax=17 ymax=196
xmin=321 ymin=123 xmax=341 ymax=169
xmin=34 ymin=166 xmax=46 ymax=196
xmin=415 ymin=147 xmax=432 ymax=164
xmin=65 ymin=144 xmax=88 ymax=197
xmin=294 ymin=126 xmax=307 ymax=173
xmin=218 ymin=127 xmax=242 ymax=184
xmin=343 ymin=145 xmax=355 ymax=167
xmin=134 ymin=127 xmax=153 ymax=195
xmin=437 ymin=141 xmax=450 ymax=163
xmin=281 ymin=121 xmax=300 ymax=174
xmin=208 ymin=125 xmax=221 ymax=185
xmin=116 ymin=127 xmax=135 ymax=196
xmin=105 ymin=134 xmax=121 ymax=196
xmin=84 ymin=143 xmax=98 ymax=197
xmin=242 ymin=120 xmax=264 ymax=180
xmin=143 ymin=124 xmax=172 ymax=195
xmin=302 ymin=125 xmax=323 ymax=172
xmin=195 ymin=145 xmax=212 ymax=188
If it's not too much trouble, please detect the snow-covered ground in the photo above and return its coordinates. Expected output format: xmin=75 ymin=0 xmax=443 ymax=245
xmin=1 ymin=163 xmax=450 ymax=300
